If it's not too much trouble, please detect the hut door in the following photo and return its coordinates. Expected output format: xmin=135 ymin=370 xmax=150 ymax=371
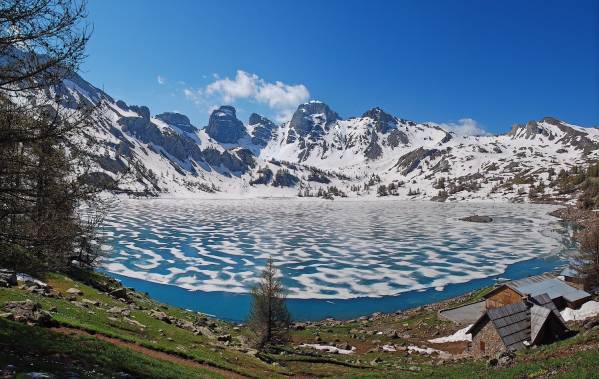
xmin=480 ymin=341 xmax=485 ymax=353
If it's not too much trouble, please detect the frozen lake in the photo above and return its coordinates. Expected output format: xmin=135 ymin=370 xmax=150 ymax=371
xmin=101 ymin=199 xmax=575 ymax=321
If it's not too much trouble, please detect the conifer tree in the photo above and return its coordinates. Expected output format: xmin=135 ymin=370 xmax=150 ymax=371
xmin=247 ymin=257 xmax=291 ymax=350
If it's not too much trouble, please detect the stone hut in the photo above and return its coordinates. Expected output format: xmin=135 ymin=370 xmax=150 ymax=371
xmin=468 ymin=293 xmax=569 ymax=357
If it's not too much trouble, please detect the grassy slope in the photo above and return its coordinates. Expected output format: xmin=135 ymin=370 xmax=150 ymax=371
xmin=1 ymin=273 xmax=598 ymax=378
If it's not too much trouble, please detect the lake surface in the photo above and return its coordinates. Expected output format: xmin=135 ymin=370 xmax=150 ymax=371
xmin=101 ymin=199 xmax=576 ymax=321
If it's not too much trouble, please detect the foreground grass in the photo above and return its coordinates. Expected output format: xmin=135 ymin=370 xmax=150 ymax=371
xmin=1 ymin=272 xmax=599 ymax=378
xmin=0 ymin=318 xmax=225 ymax=378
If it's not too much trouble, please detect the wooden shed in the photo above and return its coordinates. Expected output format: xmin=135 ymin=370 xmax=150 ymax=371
xmin=484 ymin=273 xmax=591 ymax=310
xmin=468 ymin=293 xmax=569 ymax=358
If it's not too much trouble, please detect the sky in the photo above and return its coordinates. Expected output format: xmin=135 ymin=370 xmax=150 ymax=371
xmin=82 ymin=0 xmax=599 ymax=135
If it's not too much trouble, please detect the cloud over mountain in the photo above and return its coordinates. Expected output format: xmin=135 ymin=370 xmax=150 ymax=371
xmin=184 ymin=70 xmax=310 ymax=122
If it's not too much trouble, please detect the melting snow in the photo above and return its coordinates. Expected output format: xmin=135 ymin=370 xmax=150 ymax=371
xmin=428 ymin=324 xmax=473 ymax=343
xmin=299 ymin=343 xmax=355 ymax=354
xmin=561 ymin=301 xmax=599 ymax=322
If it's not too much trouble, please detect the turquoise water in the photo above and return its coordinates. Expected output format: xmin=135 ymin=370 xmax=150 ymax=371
xmin=101 ymin=199 xmax=575 ymax=321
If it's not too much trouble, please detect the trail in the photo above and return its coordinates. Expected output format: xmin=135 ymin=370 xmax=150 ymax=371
xmin=51 ymin=326 xmax=250 ymax=379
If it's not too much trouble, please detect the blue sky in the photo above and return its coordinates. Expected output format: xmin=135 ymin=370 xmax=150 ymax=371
xmin=83 ymin=0 xmax=599 ymax=134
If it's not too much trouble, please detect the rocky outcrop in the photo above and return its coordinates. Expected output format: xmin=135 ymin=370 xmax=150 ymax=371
xmin=387 ymin=129 xmax=409 ymax=148
xmin=394 ymin=148 xmax=442 ymax=175
xmin=120 ymin=115 xmax=204 ymax=163
xmin=155 ymin=112 xmax=196 ymax=133
xmin=289 ymin=101 xmax=339 ymax=139
xmin=364 ymin=133 xmax=383 ymax=160
xmin=205 ymin=106 xmax=247 ymax=143
xmin=272 ymin=169 xmax=299 ymax=187
xmin=249 ymin=113 xmax=276 ymax=147
xmin=362 ymin=107 xmax=397 ymax=133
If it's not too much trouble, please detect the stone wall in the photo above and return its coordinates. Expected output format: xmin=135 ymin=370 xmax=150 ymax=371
xmin=471 ymin=321 xmax=505 ymax=358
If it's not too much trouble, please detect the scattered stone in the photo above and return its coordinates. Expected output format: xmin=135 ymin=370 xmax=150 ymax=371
xmin=2 ymin=300 xmax=55 ymax=326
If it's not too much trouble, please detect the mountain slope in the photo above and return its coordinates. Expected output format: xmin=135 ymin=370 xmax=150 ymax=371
xmin=53 ymin=72 xmax=599 ymax=202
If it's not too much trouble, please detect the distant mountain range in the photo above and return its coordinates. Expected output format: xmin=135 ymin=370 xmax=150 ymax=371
xmin=54 ymin=72 xmax=599 ymax=201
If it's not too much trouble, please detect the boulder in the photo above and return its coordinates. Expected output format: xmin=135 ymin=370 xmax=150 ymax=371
xmin=66 ymin=288 xmax=83 ymax=295
xmin=0 ymin=269 xmax=17 ymax=287
xmin=460 ymin=215 xmax=493 ymax=223
xmin=149 ymin=310 xmax=172 ymax=324
xmin=109 ymin=287 xmax=128 ymax=300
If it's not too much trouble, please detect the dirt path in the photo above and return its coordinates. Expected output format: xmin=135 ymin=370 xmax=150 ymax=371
xmin=51 ymin=327 xmax=250 ymax=379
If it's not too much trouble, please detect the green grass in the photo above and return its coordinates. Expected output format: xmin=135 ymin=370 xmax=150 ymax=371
xmin=2 ymin=273 xmax=599 ymax=378
xmin=0 ymin=318 xmax=224 ymax=378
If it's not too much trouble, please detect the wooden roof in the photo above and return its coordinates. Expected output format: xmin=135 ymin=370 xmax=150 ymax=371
xmin=484 ymin=274 xmax=590 ymax=304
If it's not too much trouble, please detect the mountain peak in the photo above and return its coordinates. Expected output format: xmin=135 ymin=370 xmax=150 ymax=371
xmin=156 ymin=112 xmax=196 ymax=133
xmin=361 ymin=107 xmax=397 ymax=133
xmin=289 ymin=101 xmax=340 ymax=138
xmin=205 ymin=105 xmax=247 ymax=143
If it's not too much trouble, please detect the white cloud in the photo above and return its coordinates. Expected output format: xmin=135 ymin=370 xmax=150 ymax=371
xmin=433 ymin=118 xmax=491 ymax=137
xmin=157 ymin=75 xmax=166 ymax=85
xmin=183 ymin=70 xmax=310 ymax=122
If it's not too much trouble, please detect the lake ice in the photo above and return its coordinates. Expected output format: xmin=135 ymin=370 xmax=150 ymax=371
xmin=101 ymin=199 xmax=575 ymax=302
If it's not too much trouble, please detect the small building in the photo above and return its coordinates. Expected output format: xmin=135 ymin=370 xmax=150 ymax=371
xmin=468 ymin=293 xmax=569 ymax=357
xmin=484 ymin=273 xmax=591 ymax=310
xmin=559 ymin=267 xmax=585 ymax=290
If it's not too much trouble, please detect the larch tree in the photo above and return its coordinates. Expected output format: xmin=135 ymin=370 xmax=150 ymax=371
xmin=574 ymin=223 xmax=599 ymax=291
xmin=247 ymin=257 xmax=291 ymax=350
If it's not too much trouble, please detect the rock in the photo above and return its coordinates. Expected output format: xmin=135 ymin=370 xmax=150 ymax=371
xmin=370 ymin=357 xmax=383 ymax=365
xmin=2 ymin=300 xmax=54 ymax=326
xmin=149 ymin=310 xmax=172 ymax=323
xmin=107 ymin=306 xmax=124 ymax=315
xmin=155 ymin=112 xmax=196 ymax=133
xmin=217 ymin=334 xmax=232 ymax=342
xmin=487 ymin=358 xmax=498 ymax=367
xmin=0 ymin=269 xmax=17 ymax=287
xmin=497 ymin=351 xmax=515 ymax=367
xmin=460 ymin=215 xmax=493 ymax=223
xmin=289 ymin=101 xmax=339 ymax=139
xmin=66 ymin=288 xmax=83 ymax=295
xmin=583 ymin=317 xmax=599 ymax=330
xmin=109 ymin=287 xmax=128 ymax=300
xmin=386 ymin=330 xmax=400 ymax=339
xmin=81 ymin=298 xmax=100 ymax=307
xmin=249 ymin=113 xmax=276 ymax=147
xmin=205 ymin=106 xmax=247 ymax=143
xmin=24 ymin=372 xmax=54 ymax=378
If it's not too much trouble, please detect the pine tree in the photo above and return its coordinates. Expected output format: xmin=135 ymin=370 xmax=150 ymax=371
xmin=247 ymin=257 xmax=291 ymax=350
xmin=574 ymin=223 xmax=599 ymax=290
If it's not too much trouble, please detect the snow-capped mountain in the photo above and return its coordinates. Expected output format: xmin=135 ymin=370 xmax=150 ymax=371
xmin=52 ymin=72 xmax=599 ymax=202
